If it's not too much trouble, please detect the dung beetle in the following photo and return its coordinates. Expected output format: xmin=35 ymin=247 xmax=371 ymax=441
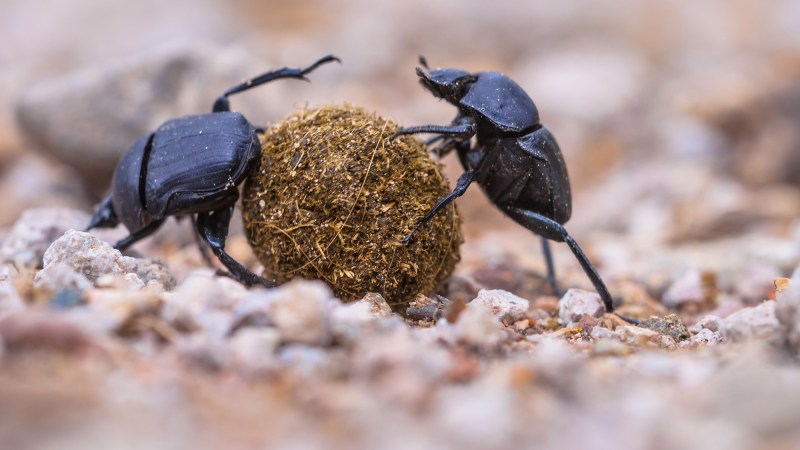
xmin=393 ymin=57 xmax=616 ymax=312
xmin=86 ymin=55 xmax=340 ymax=287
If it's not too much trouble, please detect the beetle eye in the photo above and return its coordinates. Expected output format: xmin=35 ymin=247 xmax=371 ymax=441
xmin=453 ymin=75 xmax=477 ymax=98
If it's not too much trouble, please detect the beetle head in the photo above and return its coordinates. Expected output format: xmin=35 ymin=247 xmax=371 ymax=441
xmin=416 ymin=67 xmax=478 ymax=104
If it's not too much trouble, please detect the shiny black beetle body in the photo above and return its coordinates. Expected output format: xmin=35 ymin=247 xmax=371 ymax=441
xmin=394 ymin=59 xmax=615 ymax=312
xmin=87 ymin=55 xmax=339 ymax=287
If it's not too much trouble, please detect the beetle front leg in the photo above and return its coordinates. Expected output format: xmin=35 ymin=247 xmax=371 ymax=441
xmin=426 ymin=132 xmax=474 ymax=159
xmin=403 ymin=169 xmax=474 ymax=243
xmin=391 ymin=122 xmax=476 ymax=142
xmin=114 ymin=218 xmax=166 ymax=251
xmin=196 ymin=206 xmax=277 ymax=288
xmin=396 ymin=114 xmax=476 ymax=158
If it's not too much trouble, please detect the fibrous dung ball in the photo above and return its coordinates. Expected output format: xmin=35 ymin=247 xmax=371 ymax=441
xmin=242 ymin=105 xmax=462 ymax=309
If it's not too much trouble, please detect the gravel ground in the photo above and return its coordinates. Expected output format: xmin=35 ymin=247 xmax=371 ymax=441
xmin=3 ymin=1 xmax=800 ymax=449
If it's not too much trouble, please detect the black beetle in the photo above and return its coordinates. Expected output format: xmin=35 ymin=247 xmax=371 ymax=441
xmin=86 ymin=55 xmax=340 ymax=287
xmin=394 ymin=57 xmax=616 ymax=312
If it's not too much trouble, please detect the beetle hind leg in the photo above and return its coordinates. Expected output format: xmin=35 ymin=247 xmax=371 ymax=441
xmin=502 ymin=207 xmax=614 ymax=312
xmin=196 ymin=206 xmax=276 ymax=288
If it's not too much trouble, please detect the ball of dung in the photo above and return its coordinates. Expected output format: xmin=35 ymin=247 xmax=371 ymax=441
xmin=242 ymin=105 xmax=462 ymax=309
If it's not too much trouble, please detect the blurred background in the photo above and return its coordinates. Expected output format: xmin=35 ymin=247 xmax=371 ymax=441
xmin=4 ymin=2 xmax=800 ymax=448
xmin=2 ymin=0 xmax=800 ymax=289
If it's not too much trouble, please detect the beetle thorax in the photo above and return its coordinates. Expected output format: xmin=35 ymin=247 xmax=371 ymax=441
xmin=458 ymin=72 xmax=540 ymax=134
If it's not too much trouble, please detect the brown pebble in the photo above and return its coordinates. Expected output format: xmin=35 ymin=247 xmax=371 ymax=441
xmin=774 ymin=277 xmax=791 ymax=296
xmin=445 ymin=297 xmax=467 ymax=323
xmin=531 ymin=296 xmax=558 ymax=314
xmin=512 ymin=319 xmax=531 ymax=332
xmin=0 ymin=312 xmax=93 ymax=353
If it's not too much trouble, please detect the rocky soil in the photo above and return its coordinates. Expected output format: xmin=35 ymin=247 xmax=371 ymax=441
xmin=3 ymin=1 xmax=800 ymax=449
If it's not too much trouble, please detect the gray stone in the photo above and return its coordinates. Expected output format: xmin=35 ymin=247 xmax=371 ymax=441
xmin=1 ymin=208 xmax=90 ymax=268
xmin=591 ymin=338 xmax=633 ymax=356
xmin=688 ymin=328 xmax=723 ymax=346
xmin=83 ymin=284 xmax=163 ymax=335
xmin=34 ymin=230 xmax=173 ymax=291
xmin=162 ymin=270 xmax=242 ymax=339
xmin=690 ymin=314 xmax=725 ymax=334
xmin=176 ymin=334 xmax=230 ymax=372
xmin=235 ymin=280 xmax=334 ymax=346
xmin=722 ymin=301 xmax=782 ymax=343
xmin=590 ymin=325 xmax=616 ymax=341
xmin=229 ymin=327 xmax=281 ymax=373
xmin=277 ymin=345 xmax=336 ymax=378
xmin=616 ymin=325 xmax=661 ymax=347
xmin=775 ymin=273 xmax=800 ymax=355
xmin=662 ymin=269 xmax=716 ymax=310
xmin=734 ymin=264 xmax=782 ymax=305
xmin=453 ymin=301 xmax=507 ymax=351
xmin=527 ymin=338 xmax=586 ymax=390
xmin=557 ymin=288 xmax=605 ymax=325
xmin=0 ymin=265 xmax=24 ymax=317
xmin=329 ymin=294 xmax=395 ymax=345
xmin=33 ymin=261 xmax=93 ymax=293
xmin=358 ymin=292 xmax=393 ymax=318
xmin=472 ymin=289 xmax=529 ymax=323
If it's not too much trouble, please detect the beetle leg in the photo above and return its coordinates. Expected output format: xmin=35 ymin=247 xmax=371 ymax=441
xmin=213 ymin=55 xmax=341 ymax=112
xmin=189 ymin=214 xmax=218 ymax=268
xmin=540 ymin=238 xmax=561 ymax=296
xmin=403 ymin=169 xmax=474 ymax=243
xmin=114 ymin=218 xmax=166 ymax=251
xmin=397 ymin=113 xmax=476 ymax=157
xmin=501 ymin=207 xmax=614 ymax=312
xmin=425 ymin=134 xmax=447 ymax=146
xmin=196 ymin=206 xmax=277 ymax=288
xmin=391 ymin=122 xmax=476 ymax=141
xmin=423 ymin=135 xmax=455 ymax=158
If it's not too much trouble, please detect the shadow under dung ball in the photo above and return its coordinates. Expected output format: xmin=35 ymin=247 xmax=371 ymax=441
xmin=242 ymin=105 xmax=462 ymax=309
